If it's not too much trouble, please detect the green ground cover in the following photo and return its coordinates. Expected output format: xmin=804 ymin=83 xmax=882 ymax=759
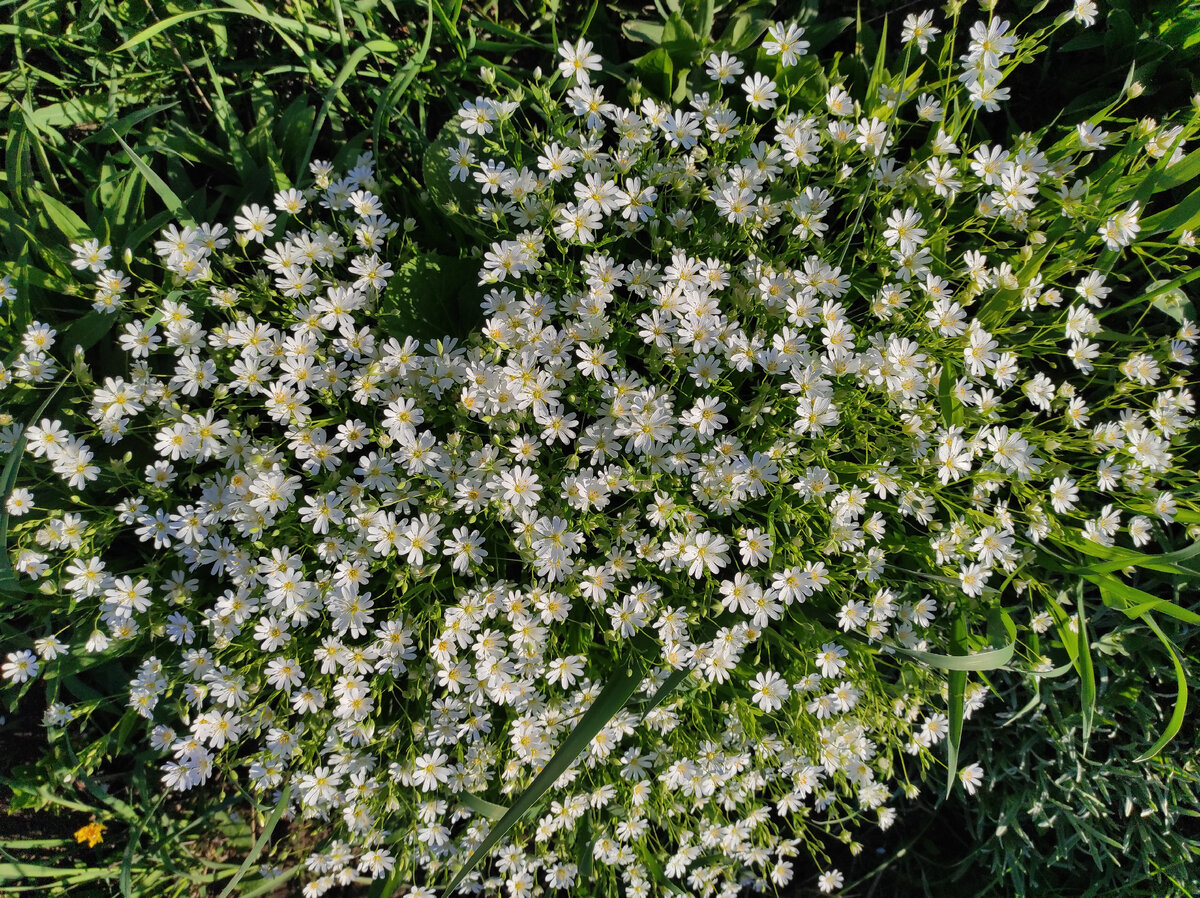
xmin=2 ymin=1 xmax=1199 ymax=896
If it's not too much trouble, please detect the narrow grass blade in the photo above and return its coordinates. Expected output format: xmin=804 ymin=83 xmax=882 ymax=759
xmin=120 ymin=793 xmax=167 ymax=897
xmin=944 ymin=614 xmax=968 ymax=800
xmin=112 ymin=135 xmax=189 ymax=221
xmin=892 ymin=639 xmax=1015 ymax=671
xmin=1088 ymin=573 xmax=1200 ymax=625
xmin=215 ymin=784 xmax=292 ymax=898
xmin=1077 ymin=584 xmax=1096 ymax=747
xmin=574 ymin=813 xmax=593 ymax=886
xmin=459 ymin=792 xmax=506 ymax=821
xmin=369 ymin=0 xmax=434 ymax=169
xmin=0 ymin=862 xmax=116 ymax=881
xmin=297 ymin=43 xmax=374 ymax=182
xmin=1134 ymin=613 xmax=1189 ymax=762
xmin=642 ymin=666 xmax=689 ymax=714
xmin=0 ymin=375 xmax=69 ymax=593
xmin=238 ymin=865 xmax=299 ymax=898
xmin=637 ymin=842 xmax=687 ymax=894
xmin=1062 ymin=532 xmax=1200 ymax=577
xmin=200 ymin=53 xmax=254 ymax=178
xmin=441 ymin=661 xmax=647 ymax=897
xmin=430 ymin=0 xmax=466 ymax=60
xmin=114 ymin=8 xmax=228 ymax=52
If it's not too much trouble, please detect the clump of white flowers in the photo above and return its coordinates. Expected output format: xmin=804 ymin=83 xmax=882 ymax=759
xmin=2 ymin=5 xmax=1198 ymax=896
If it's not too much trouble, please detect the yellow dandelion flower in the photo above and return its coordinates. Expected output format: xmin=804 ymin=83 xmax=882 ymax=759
xmin=74 ymin=822 xmax=106 ymax=847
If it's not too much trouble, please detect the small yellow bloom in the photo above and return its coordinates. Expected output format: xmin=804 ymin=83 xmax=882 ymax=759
xmin=74 ymin=822 xmax=106 ymax=848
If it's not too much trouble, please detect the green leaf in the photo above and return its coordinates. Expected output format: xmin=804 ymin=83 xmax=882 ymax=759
xmin=937 ymin=360 xmax=957 ymax=426
xmin=892 ymin=638 xmax=1015 ymax=672
xmin=112 ymin=135 xmax=190 ymax=221
xmin=1133 ymin=614 xmax=1189 ymax=762
xmin=637 ymin=841 xmax=687 ymax=894
xmin=33 ymin=188 xmax=88 ymax=241
xmin=642 ymin=666 xmax=689 ymax=714
xmin=575 ymin=812 xmax=593 ymax=886
xmin=368 ymin=0 xmax=434 ymax=177
xmin=459 ymin=792 xmax=507 ymax=821
xmin=866 ymin=14 xmax=890 ymax=108
xmin=215 ymin=784 xmax=292 ymax=898
xmin=718 ymin=0 xmax=772 ymax=53
xmin=64 ymin=310 xmax=120 ymax=352
xmin=0 ymin=376 xmax=70 ymax=594
xmin=4 ymin=114 xmax=33 ymax=216
xmin=622 ymin=20 xmax=665 ymax=44
xmin=1087 ymin=573 xmax=1200 ymax=625
xmin=805 ymin=17 xmax=854 ymax=56
xmin=114 ymin=8 xmax=230 ymax=52
xmin=661 ymin=13 xmax=701 ymax=66
xmin=1077 ymin=584 xmax=1096 ymax=746
xmin=1146 ymin=279 xmax=1199 ymax=326
xmin=1146 ymin=146 xmax=1200 ymax=195
xmin=1140 ymin=183 xmax=1200 ymax=237
xmin=440 ymin=660 xmax=649 ymax=897
xmin=377 ymin=252 xmax=479 ymax=340
xmin=633 ymin=47 xmax=674 ymax=100
xmin=1062 ymin=533 xmax=1200 ymax=577
xmin=945 ymin=614 xmax=968 ymax=799
xmin=692 ymin=0 xmax=715 ymax=41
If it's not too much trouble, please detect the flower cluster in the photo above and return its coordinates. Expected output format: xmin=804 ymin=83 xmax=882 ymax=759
xmin=3 ymin=5 xmax=1198 ymax=897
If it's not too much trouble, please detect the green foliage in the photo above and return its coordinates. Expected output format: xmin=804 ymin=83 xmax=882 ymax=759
xmin=941 ymin=619 xmax=1198 ymax=897
xmin=2 ymin=1 xmax=1200 ymax=897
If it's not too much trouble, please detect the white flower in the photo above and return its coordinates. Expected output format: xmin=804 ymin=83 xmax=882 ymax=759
xmin=738 ymin=528 xmax=773 ymax=566
xmin=1098 ymin=201 xmax=1141 ymax=250
xmin=681 ymin=531 xmax=730 ymax=578
xmin=959 ymin=761 xmax=985 ymax=795
xmin=1072 ymin=0 xmax=1099 ymax=27
xmin=816 ymin=643 xmax=848 ymax=678
xmin=762 ymin=22 xmax=808 ymax=67
xmin=837 ymin=600 xmax=869 ymax=631
xmin=749 ymin=671 xmax=789 ymax=712
xmin=5 ymin=487 xmax=34 ymax=516
xmin=233 ymin=204 xmax=276 ymax=243
xmin=817 ymin=869 xmax=844 ymax=893
xmin=705 ymin=51 xmax=744 ymax=84
xmin=458 ymin=97 xmax=496 ymax=135
xmin=412 ymin=750 xmax=450 ymax=791
xmin=556 ymin=38 xmax=602 ymax=85
xmin=70 ymin=239 xmax=113 ymax=273
xmin=273 ymin=188 xmax=307 ymax=214
xmin=901 ymin=11 xmax=940 ymax=54
xmin=2 ymin=650 xmax=39 ymax=684
xmin=742 ymin=73 xmax=779 ymax=110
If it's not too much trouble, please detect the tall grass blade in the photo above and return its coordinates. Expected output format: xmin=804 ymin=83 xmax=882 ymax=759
xmin=1077 ymin=584 xmax=1096 ymax=746
xmin=112 ymin=135 xmax=190 ymax=221
xmin=944 ymin=614 xmax=968 ymax=799
xmin=369 ymin=0 xmax=435 ymax=165
xmin=215 ymin=784 xmax=292 ymax=898
xmin=0 ymin=375 xmax=69 ymax=593
xmin=1133 ymin=614 xmax=1189 ymax=762
xmin=440 ymin=659 xmax=647 ymax=897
